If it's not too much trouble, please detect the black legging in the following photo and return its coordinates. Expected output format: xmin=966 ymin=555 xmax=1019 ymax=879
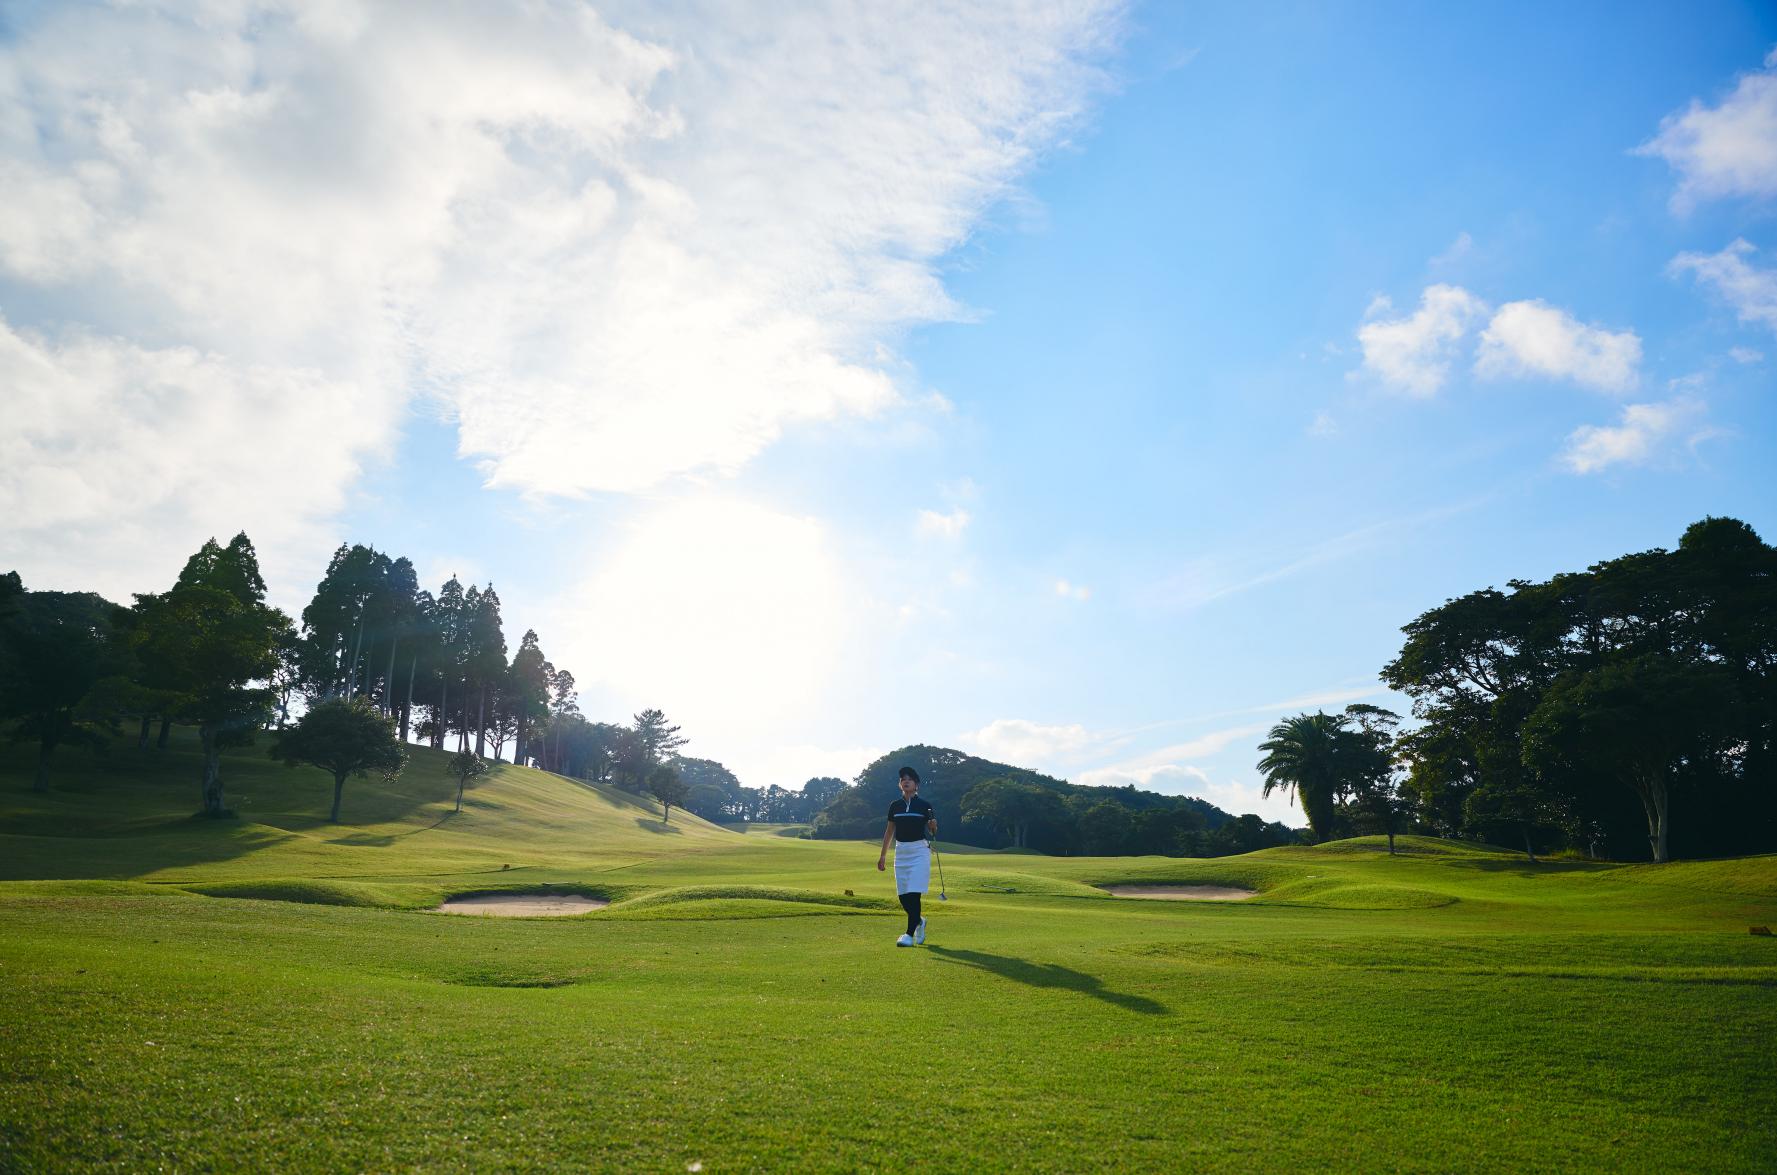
xmin=899 ymin=892 xmax=922 ymax=934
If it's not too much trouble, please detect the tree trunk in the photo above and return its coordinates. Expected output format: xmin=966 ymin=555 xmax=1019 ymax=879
xmin=402 ymin=654 xmax=416 ymax=743
xmin=33 ymin=736 xmax=53 ymax=793
xmin=330 ymin=770 xmax=347 ymax=823
xmin=456 ymin=775 xmax=465 ymax=813
xmin=1522 ymin=828 xmax=1537 ymax=863
xmin=383 ymin=636 xmax=398 ymax=714
xmin=435 ymin=678 xmax=447 ymax=749
xmin=475 ymin=686 xmax=487 ymax=758
xmin=157 ymin=717 xmax=172 ymax=749
xmin=1648 ymin=776 xmax=1670 ymax=863
xmin=346 ymin=608 xmax=366 ymax=700
xmin=137 ymin=715 xmax=152 ymax=751
xmin=199 ymin=724 xmax=225 ymax=816
xmin=663 ymin=802 xmax=673 ymax=825
xmin=1386 ymin=830 xmax=1396 ymax=855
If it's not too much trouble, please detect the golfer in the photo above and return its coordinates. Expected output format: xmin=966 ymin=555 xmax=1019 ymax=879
xmin=877 ymin=765 xmax=936 ymax=946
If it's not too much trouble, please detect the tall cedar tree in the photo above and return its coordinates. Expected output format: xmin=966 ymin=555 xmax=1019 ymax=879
xmin=424 ymin=577 xmax=467 ymax=750
xmin=508 ymin=629 xmax=551 ymax=767
xmin=462 ymin=585 xmax=508 ymax=758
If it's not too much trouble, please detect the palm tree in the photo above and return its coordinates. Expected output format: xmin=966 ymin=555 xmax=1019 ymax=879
xmin=1257 ymin=711 xmax=1346 ymax=840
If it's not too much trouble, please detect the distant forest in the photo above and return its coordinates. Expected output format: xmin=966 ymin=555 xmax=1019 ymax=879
xmin=811 ymin=744 xmax=1298 ymax=858
xmin=3 ymin=515 xmax=1773 ymax=861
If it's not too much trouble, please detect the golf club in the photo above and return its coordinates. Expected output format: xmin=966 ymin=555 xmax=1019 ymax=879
xmin=928 ymin=771 xmax=947 ymax=900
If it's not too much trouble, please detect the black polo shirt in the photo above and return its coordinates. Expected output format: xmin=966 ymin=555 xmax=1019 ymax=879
xmin=888 ymin=795 xmax=936 ymax=843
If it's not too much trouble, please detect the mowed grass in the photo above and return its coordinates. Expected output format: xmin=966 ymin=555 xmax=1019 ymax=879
xmin=2 ymin=733 xmax=1774 ymax=1171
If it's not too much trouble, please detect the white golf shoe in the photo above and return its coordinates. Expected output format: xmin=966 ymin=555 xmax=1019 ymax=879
xmin=896 ymin=933 xmax=914 ymax=947
xmin=914 ymin=918 xmax=927 ymax=945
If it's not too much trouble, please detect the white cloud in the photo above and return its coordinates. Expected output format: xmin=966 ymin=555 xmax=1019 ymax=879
xmin=1307 ymin=410 xmax=1338 ymax=437
xmin=1636 ymin=46 xmax=1777 ymax=211
xmin=0 ymin=317 xmax=395 ymax=609
xmin=966 ymin=718 xmax=1092 ymax=764
xmin=1560 ymin=399 xmax=1705 ymax=474
xmin=1475 ymin=300 xmax=1641 ymax=392
xmin=1076 ymin=762 xmax=1210 ymax=792
xmin=1054 ymin=578 xmax=1091 ymax=601
xmin=1671 ymin=239 xmax=1777 ymax=335
xmin=1074 ymin=762 xmax=1300 ymax=823
xmin=1138 ymin=722 xmax=1274 ymax=764
xmin=1730 ymin=346 xmax=1765 ymax=364
xmin=915 ymin=508 xmax=971 ymax=540
xmin=0 ymin=1 xmax=1123 ymax=592
xmin=1356 ymin=283 xmax=1488 ymax=395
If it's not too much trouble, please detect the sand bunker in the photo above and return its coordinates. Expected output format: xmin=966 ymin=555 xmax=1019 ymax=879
xmin=1102 ymin=885 xmax=1256 ymax=902
xmin=435 ymin=894 xmax=608 ymax=917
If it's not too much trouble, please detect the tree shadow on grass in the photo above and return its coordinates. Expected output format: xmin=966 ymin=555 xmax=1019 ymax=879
xmin=320 ymin=806 xmax=465 ymax=846
xmin=925 ymin=947 xmax=1167 ymax=1016
xmin=1434 ymin=858 xmax=1608 ymax=878
xmin=632 ymin=816 xmax=684 ymax=835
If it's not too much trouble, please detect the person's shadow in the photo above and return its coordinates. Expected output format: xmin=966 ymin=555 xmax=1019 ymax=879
xmin=926 ymin=947 xmax=1167 ymax=1015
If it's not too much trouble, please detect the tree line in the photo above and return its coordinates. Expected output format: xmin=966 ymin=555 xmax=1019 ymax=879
xmin=0 ymin=533 xmax=723 ymax=824
xmin=1253 ymin=516 xmax=1776 ymax=862
xmin=9 ymin=515 xmax=1771 ymax=858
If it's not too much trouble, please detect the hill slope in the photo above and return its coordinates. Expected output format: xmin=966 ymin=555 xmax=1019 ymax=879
xmin=0 ymin=725 xmax=737 ymax=883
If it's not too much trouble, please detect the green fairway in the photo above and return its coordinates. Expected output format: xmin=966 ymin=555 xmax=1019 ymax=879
xmin=3 ymin=734 xmax=1774 ymax=1171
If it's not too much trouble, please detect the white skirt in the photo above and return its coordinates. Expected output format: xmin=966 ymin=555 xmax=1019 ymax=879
xmin=893 ymin=839 xmax=931 ymax=896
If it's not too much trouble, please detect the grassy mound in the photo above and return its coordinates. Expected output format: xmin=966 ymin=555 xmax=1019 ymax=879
xmin=182 ymin=878 xmax=423 ymax=908
xmin=602 ymin=884 xmax=896 ymax=920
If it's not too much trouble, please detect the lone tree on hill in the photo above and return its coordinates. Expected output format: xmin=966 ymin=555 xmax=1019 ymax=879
xmin=447 ymin=746 xmax=490 ymax=810
xmin=270 ymin=698 xmax=407 ymax=823
xmin=648 ymin=761 xmax=689 ymax=824
xmin=448 ymin=750 xmax=489 ymax=813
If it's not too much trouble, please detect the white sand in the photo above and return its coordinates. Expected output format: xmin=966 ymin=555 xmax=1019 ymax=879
xmin=1101 ymin=885 xmax=1256 ymax=902
xmin=435 ymin=894 xmax=609 ymax=917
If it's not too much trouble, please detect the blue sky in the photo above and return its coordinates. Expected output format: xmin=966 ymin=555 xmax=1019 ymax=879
xmin=4 ymin=2 xmax=1775 ymax=821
